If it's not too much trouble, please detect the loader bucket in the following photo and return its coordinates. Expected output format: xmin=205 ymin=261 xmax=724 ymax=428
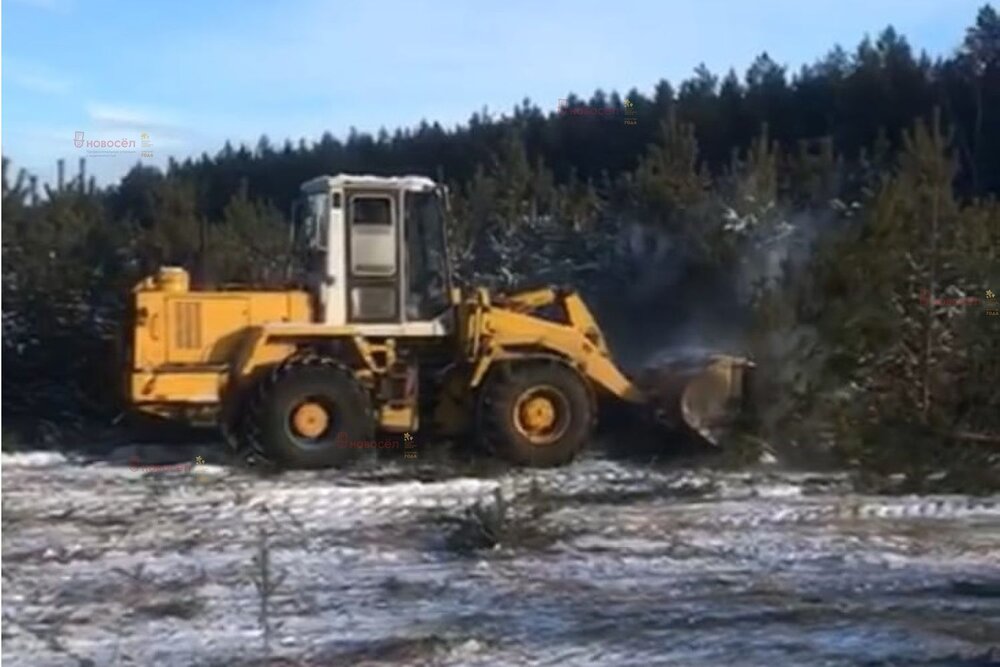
xmin=633 ymin=352 xmax=755 ymax=447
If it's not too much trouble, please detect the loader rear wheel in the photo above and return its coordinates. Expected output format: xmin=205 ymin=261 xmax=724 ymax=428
xmin=247 ymin=357 xmax=374 ymax=469
xmin=479 ymin=361 xmax=592 ymax=467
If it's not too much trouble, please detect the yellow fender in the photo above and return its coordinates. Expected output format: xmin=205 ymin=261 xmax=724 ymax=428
xmin=467 ymin=288 xmax=644 ymax=403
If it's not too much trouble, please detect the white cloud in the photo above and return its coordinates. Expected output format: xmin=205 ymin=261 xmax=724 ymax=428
xmin=85 ymin=103 xmax=182 ymax=132
xmin=5 ymin=61 xmax=74 ymax=96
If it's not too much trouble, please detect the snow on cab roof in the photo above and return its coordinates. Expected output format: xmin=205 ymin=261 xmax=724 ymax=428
xmin=301 ymin=173 xmax=437 ymax=193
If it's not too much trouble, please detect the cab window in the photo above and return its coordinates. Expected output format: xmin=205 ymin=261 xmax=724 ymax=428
xmin=351 ymin=197 xmax=391 ymax=226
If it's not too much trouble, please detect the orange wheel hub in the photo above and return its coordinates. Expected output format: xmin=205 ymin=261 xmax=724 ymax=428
xmin=513 ymin=386 xmax=568 ymax=446
xmin=290 ymin=401 xmax=330 ymax=439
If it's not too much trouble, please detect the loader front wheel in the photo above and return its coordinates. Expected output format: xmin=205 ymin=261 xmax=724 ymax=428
xmin=248 ymin=358 xmax=374 ymax=469
xmin=479 ymin=362 xmax=592 ymax=467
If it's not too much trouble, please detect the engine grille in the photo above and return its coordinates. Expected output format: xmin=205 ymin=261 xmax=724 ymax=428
xmin=174 ymin=301 xmax=202 ymax=350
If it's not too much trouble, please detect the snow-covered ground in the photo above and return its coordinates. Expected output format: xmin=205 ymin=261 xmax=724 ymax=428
xmin=2 ymin=449 xmax=999 ymax=666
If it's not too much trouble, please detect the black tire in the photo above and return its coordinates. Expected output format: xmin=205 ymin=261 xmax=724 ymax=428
xmin=478 ymin=360 xmax=593 ymax=467
xmin=247 ymin=357 xmax=374 ymax=469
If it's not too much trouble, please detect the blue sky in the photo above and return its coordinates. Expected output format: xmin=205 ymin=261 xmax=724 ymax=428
xmin=1 ymin=0 xmax=985 ymax=187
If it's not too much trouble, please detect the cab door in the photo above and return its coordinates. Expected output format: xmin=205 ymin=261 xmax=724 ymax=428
xmin=346 ymin=191 xmax=400 ymax=323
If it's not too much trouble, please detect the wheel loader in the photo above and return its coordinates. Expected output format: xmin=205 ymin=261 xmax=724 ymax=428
xmin=125 ymin=173 xmax=752 ymax=468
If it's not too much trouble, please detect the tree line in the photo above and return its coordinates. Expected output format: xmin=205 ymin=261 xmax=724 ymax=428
xmin=3 ymin=6 xmax=998 ymax=486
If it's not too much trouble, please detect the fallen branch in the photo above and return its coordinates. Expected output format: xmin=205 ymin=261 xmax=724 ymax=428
xmin=949 ymin=430 xmax=1000 ymax=445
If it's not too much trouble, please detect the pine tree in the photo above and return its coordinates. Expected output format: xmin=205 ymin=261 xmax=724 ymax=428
xmin=633 ymin=110 xmax=710 ymax=235
xmin=808 ymin=112 xmax=1000 ymax=478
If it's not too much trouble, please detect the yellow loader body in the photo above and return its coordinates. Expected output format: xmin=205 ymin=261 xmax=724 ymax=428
xmin=128 ymin=268 xmax=311 ymax=419
xmin=127 ymin=267 xmax=751 ymax=451
xmin=123 ymin=175 xmax=753 ymax=468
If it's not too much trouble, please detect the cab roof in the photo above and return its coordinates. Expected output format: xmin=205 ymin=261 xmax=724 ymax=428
xmin=301 ymin=173 xmax=437 ymax=194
